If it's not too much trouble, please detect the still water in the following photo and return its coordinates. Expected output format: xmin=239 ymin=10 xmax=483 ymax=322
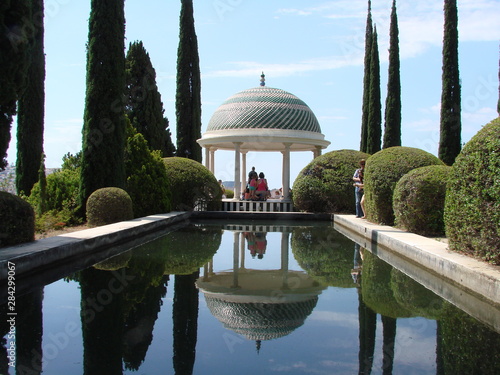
xmin=2 ymin=220 xmax=500 ymax=375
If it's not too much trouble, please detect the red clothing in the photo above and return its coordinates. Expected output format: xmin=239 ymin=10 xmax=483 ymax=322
xmin=257 ymin=178 xmax=268 ymax=191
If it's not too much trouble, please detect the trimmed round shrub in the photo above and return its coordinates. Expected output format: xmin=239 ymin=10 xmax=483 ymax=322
xmin=292 ymin=149 xmax=370 ymax=213
xmin=364 ymin=147 xmax=444 ymax=225
xmin=444 ymin=117 xmax=500 ymax=264
xmin=393 ymin=165 xmax=451 ymax=236
xmin=162 ymin=157 xmax=222 ymax=211
xmin=86 ymin=187 xmax=134 ymax=227
xmin=224 ymin=189 xmax=234 ymax=199
xmin=125 ymin=131 xmax=171 ymax=218
xmin=0 ymin=192 xmax=35 ymax=247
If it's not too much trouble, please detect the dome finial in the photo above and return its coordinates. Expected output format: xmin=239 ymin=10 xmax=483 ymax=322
xmin=260 ymin=72 xmax=265 ymax=86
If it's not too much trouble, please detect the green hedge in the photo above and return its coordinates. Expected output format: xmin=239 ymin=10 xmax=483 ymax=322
xmin=0 ymin=192 xmax=35 ymax=247
xmin=125 ymin=131 xmax=171 ymax=218
xmin=444 ymin=117 xmax=500 ymax=264
xmin=86 ymin=187 xmax=134 ymax=227
xmin=293 ymin=149 xmax=370 ymax=213
xmin=162 ymin=157 xmax=222 ymax=211
xmin=393 ymin=165 xmax=451 ymax=236
xmin=364 ymin=147 xmax=444 ymax=225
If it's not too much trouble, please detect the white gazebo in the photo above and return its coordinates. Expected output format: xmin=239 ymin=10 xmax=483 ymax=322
xmin=197 ymin=74 xmax=330 ymax=203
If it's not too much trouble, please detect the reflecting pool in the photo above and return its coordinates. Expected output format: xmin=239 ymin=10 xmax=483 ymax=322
xmin=1 ymin=220 xmax=500 ymax=374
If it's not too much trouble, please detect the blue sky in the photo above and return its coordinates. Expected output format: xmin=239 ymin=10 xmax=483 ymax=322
xmin=6 ymin=0 xmax=500 ymax=190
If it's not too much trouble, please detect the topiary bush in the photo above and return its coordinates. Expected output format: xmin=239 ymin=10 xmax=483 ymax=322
xmin=162 ymin=157 xmax=222 ymax=211
xmin=0 ymin=192 xmax=35 ymax=247
xmin=27 ymin=168 xmax=80 ymax=214
xmin=125 ymin=129 xmax=171 ymax=218
xmin=393 ymin=165 xmax=451 ymax=236
xmin=292 ymin=149 xmax=370 ymax=213
xmin=444 ymin=117 xmax=500 ymax=264
xmin=364 ymin=146 xmax=444 ymax=225
xmin=86 ymin=187 xmax=134 ymax=227
xmin=224 ymin=189 xmax=234 ymax=199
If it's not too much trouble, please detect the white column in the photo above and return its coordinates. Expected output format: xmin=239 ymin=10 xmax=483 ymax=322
xmin=282 ymin=143 xmax=292 ymax=201
xmin=209 ymin=148 xmax=217 ymax=173
xmin=241 ymin=151 xmax=248 ymax=194
xmin=234 ymin=142 xmax=242 ymax=200
xmin=204 ymin=146 xmax=211 ymax=169
xmin=232 ymin=232 xmax=240 ymax=288
xmin=240 ymin=232 xmax=246 ymax=269
xmin=314 ymin=146 xmax=322 ymax=158
xmin=281 ymin=231 xmax=290 ymax=288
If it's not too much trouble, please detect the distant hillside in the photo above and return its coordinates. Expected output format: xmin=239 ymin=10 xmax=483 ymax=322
xmin=0 ymin=166 xmax=60 ymax=194
xmin=0 ymin=166 xmax=16 ymax=194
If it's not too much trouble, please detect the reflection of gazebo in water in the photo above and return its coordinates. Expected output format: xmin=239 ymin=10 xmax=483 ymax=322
xmin=197 ymin=73 xmax=330 ymax=208
xmin=196 ymin=228 xmax=326 ymax=352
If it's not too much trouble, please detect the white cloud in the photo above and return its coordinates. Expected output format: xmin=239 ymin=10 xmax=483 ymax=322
xmin=310 ymin=310 xmax=359 ymax=329
xmin=203 ymin=55 xmax=363 ymax=79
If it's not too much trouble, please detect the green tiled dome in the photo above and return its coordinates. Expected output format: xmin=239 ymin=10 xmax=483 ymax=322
xmin=207 ymin=86 xmax=321 ymax=133
xmin=204 ymin=295 xmax=318 ymax=341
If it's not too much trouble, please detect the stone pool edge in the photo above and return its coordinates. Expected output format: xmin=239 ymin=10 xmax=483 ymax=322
xmin=334 ymin=214 xmax=500 ymax=307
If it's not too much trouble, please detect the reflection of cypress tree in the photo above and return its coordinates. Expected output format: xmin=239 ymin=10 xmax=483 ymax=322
xmin=16 ymin=288 xmax=43 ymax=375
xmin=381 ymin=315 xmax=396 ymax=375
xmin=436 ymin=321 xmax=444 ymax=375
xmin=123 ymin=275 xmax=168 ymax=370
xmin=80 ymin=268 xmax=124 ymax=375
xmin=358 ymin=289 xmax=376 ymax=375
xmin=438 ymin=302 xmax=500 ymax=374
xmin=173 ymin=271 xmax=199 ymax=375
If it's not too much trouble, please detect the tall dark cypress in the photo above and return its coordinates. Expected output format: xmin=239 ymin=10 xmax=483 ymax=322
xmin=79 ymin=0 xmax=126 ymax=211
xmin=439 ymin=0 xmax=461 ymax=165
xmin=383 ymin=0 xmax=402 ymax=149
xmin=125 ymin=41 xmax=176 ymax=157
xmin=16 ymin=0 xmax=45 ymax=195
xmin=0 ymin=1 xmax=32 ymax=170
xmin=176 ymin=0 xmax=202 ymax=162
xmin=360 ymin=0 xmax=373 ymax=153
xmin=366 ymin=25 xmax=382 ymax=155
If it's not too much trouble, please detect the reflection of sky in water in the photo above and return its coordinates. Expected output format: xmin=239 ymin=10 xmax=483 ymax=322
xmin=7 ymin=225 xmax=491 ymax=375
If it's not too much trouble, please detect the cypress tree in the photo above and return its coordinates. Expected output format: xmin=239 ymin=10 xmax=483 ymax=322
xmin=360 ymin=0 xmax=373 ymax=153
xmin=37 ymin=153 xmax=46 ymax=215
xmin=366 ymin=25 xmax=382 ymax=155
xmin=125 ymin=41 xmax=175 ymax=157
xmin=79 ymin=0 xmax=127 ymax=211
xmin=383 ymin=0 xmax=402 ymax=149
xmin=16 ymin=0 xmax=45 ymax=195
xmin=0 ymin=1 xmax=32 ymax=170
xmin=176 ymin=0 xmax=202 ymax=162
xmin=439 ymin=0 xmax=461 ymax=165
